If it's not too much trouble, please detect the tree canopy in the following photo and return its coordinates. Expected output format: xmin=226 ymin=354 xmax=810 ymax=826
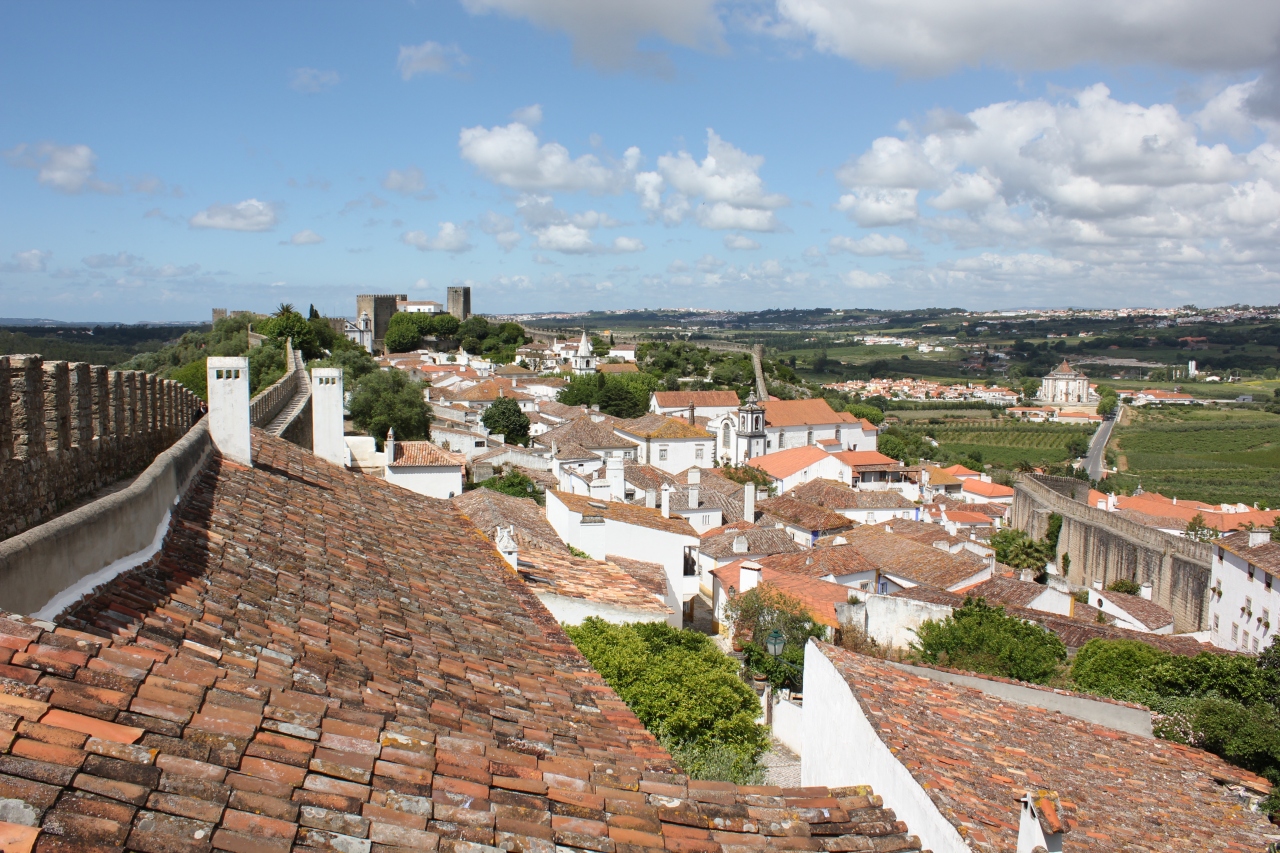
xmin=347 ymin=368 xmax=432 ymax=447
xmin=482 ymin=396 xmax=531 ymax=446
xmin=913 ymin=598 xmax=1067 ymax=683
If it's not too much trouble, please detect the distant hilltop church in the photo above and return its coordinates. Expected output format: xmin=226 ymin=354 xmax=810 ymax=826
xmin=1038 ymin=359 xmax=1097 ymax=404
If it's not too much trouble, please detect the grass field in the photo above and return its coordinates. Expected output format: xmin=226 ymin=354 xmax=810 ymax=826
xmin=896 ymin=421 xmax=1095 ymax=468
xmin=1109 ymin=407 xmax=1280 ymax=507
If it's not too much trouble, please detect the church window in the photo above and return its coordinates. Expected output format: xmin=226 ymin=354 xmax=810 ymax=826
xmin=722 ymin=424 xmax=731 ymax=448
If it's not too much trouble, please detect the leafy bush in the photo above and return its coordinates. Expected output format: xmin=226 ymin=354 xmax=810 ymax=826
xmin=989 ymin=529 xmax=1052 ymax=571
xmin=1106 ymin=578 xmax=1142 ymax=595
xmin=1071 ymin=639 xmax=1168 ymax=697
xmin=565 ymin=619 xmax=768 ymax=783
xmin=913 ymin=599 xmax=1066 ymax=683
xmin=472 ymin=470 xmax=541 ymax=504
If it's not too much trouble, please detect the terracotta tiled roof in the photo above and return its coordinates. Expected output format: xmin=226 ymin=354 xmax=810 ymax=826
xmin=923 ymin=466 xmax=963 ymax=486
xmin=552 ymin=490 xmax=697 ymax=537
xmin=748 ymin=446 xmax=834 ymax=479
xmin=756 ymin=496 xmax=854 ymax=534
xmin=940 ymin=464 xmax=980 ymax=478
xmin=449 ymin=379 xmax=534 ymax=402
xmin=816 ymin=643 xmax=1273 ymax=852
xmin=614 ymin=415 xmax=711 ymax=440
xmin=622 ymin=461 xmax=679 ymax=494
xmin=605 ymin=555 xmax=669 ymax=597
xmin=453 ymin=488 xmax=569 ymax=553
xmin=944 ymin=510 xmax=994 ymax=525
xmin=652 ymin=391 xmax=741 ymax=408
xmin=596 ymin=363 xmax=639 ymax=373
xmin=388 ymin=441 xmax=466 ymax=468
xmin=710 ymin=564 xmax=849 ymax=628
xmin=699 ymin=525 xmax=803 ymax=560
xmin=760 ymin=399 xmax=857 ymax=427
xmin=874 ymin=519 xmax=983 ymax=552
xmin=961 ymin=479 xmax=1015 ymax=498
xmin=1220 ymin=530 xmax=1280 ymax=575
xmin=830 ymin=450 xmax=897 ymax=468
xmin=1096 ymin=589 xmax=1175 ymax=630
xmin=838 ymin=526 xmax=990 ymax=590
xmin=517 ymin=548 xmax=671 ymax=614
xmin=536 ymin=417 xmax=636 ymax=451
xmin=756 ymin=545 xmax=878 ymax=580
xmin=960 ymin=575 xmax=1051 ymax=610
xmin=4 ymin=430 xmax=924 ymax=853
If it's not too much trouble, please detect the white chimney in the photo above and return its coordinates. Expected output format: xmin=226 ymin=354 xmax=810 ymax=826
xmin=732 ymin=535 xmax=749 ymax=554
xmin=645 ymin=488 xmax=657 ymax=509
xmin=743 ymin=483 xmax=755 ymax=522
xmin=1139 ymin=582 xmax=1153 ymax=600
xmin=1091 ymin=579 xmax=1103 ymax=592
xmin=207 ymin=357 xmax=251 ymax=467
xmin=384 ymin=427 xmax=396 ymax=467
xmin=495 ymin=526 xmax=518 ymax=568
xmin=688 ymin=468 xmax=700 ymax=509
xmin=590 ymin=477 xmax=611 ymax=502
xmin=739 ymin=561 xmax=761 ymax=592
xmin=1249 ymin=529 xmax=1271 ymax=548
xmin=1107 ymin=492 xmax=1118 ymax=512
xmin=311 ymin=367 xmax=345 ymax=467
xmin=606 ymin=457 xmax=625 ymax=502
xmin=661 ymin=484 xmax=672 ymax=518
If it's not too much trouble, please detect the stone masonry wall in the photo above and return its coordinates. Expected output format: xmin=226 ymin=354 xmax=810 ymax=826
xmin=0 ymin=354 xmax=200 ymax=540
xmin=1012 ymin=474 xmax=1212 ymax=633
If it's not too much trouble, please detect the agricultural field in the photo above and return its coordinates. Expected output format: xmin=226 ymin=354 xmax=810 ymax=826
xmin=888 ymin=408 xmax=996 ymax=421
xmin=1108 ymin=407 xmax=1280 ymax=508
xmin=894 ymin=420 xmax=1095 ymax=468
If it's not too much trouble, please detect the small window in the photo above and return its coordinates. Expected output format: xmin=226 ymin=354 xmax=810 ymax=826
xmin=658 ymin=447 xmax=668 ymax=461
xmin=1247 ymin=597 xmax=1253 ymax=612
xmin=1254 ymin=637 xmax=1260 ymax=652
xmin=1213 ymin=614 xmax=1220 ymax=632
xmin=1249 ymin=565 xmax=1256 ymax=582
xmin=1233 ymin=623 xmax=1239 ymax=641
xmin=695 ymin=446 xmax=704 ymax=460
xmin=1268 ymin=574 xmax=1274 ymax=591
xmin=1244 ymin=631 xmax=1251 ymax=648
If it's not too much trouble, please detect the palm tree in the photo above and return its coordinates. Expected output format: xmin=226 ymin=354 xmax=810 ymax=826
xmin=273 ymin=303 xmax=296 ymax=318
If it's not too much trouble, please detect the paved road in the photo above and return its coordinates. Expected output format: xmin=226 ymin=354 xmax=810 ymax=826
xmin=1084 ymin=413 xmax=1116 ymax=481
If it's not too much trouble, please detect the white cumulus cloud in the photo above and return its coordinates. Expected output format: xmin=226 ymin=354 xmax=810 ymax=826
xmin=828 ymin=233 xmax=915 ymax=257
xmin=511 ymin=104 xmax=543 ymax=126
xmin=285 ymin=230 xmax=325 ymax=246
xmin=189 ymin=199 xmax=278 ymax=232
xmin=774 ymin=0 xmax=1280 ymax=76
xmin=724 ymin=234 xmax=761 ymax=250
xmin=459 ymin=121 xmax=637 ymax=193
xmin=5 ymin=142 xmax=118 ymax=194
xmin=402 ymin=222 xmax=473 ymax=253
xmin=637 ymin=130 xmax=788 ymax=231
xmin=2 ymin=249 xmax=51 ymax=272
xmin=460 ymin=0 xmax=722 ymax=70
xmin=398 ymin=41 xmax=468 ymax=79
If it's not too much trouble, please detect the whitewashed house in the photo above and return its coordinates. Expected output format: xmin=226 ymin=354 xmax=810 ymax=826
xmin=383 ymin=433 xmax=466 ymax=500
xmin=613 ymin=414 xmax=714 ymax=474
xmin=1209 ymin=529 xmax=1280 ymax=653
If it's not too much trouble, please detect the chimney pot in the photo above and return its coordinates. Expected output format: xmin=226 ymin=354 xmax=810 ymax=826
xmin=1139 ymin=582 xmax=1153 ymax=600
xmin=207 ymin=357 xmax=251 ymax=467
xmin=645 ymin=488 xmax=657 ymax=509
xmin=743 ymin=483 xmax=755 ymax=522
xmin=661 ymin=484 xmax=671 ymax=518
xmin=1249 ymin=529 xmax=1270 ymax=548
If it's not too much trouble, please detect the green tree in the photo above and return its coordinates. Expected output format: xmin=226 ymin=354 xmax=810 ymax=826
xmin=913 ymin=599 xmax=1067 ymax=683
xmin=260 ymin=310 xmax=322 ymax=360
xmin=565 ymin=619 xmax=768 ymax=783
xmin=428 ymin=313 xmax=460 ymax=338
xmin=989 ymin=529 xmax=1052 ymax=571
xmin=596 ymin=378 xmax=647 ymax=418
xmin=384 ymin=313 xmax=423 ymax=353
xmin=458 ymin=315 xmax=491 ymax=342
xmin=722 ymin=585 xmax=825 ymax=690
xmin=1097 ymin=393 xmax=1118 ymax=417
xmin=1065 ymin=434 xmax=1090 ymax=457
xmin=348 ymin=369 xmax=432 ymax=447
xmin=1107 ymin=578 xmax=1142 ymax=595
xmin=847 ymin=402 xmax=885 ymax=425
xmin=878 ymin=433 xmax=909 ymax=461
xmin=1185 ymin=513 xmax=1219 ymax=542
xmin=1070 ymin=639 xmax=1169 ymax=697
xmin=482 ymin=396 xmax=531 ymax=446
xmin=170 ymin=358 xmax=209 ymax=400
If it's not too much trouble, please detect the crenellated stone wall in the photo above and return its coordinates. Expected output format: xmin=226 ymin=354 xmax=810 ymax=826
xmin=0 ymin=354 xmax=200 ymax=541
xmin=1012 ymin=474 xmax=1212 ymax=633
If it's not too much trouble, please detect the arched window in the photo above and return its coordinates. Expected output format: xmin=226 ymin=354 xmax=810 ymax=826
xmin=722 ymin=423 xmax=731 ymax=448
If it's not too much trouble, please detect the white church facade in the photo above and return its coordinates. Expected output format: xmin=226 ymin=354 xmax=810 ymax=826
xmin=1037 ymin=360 xmax=1096 ymax=404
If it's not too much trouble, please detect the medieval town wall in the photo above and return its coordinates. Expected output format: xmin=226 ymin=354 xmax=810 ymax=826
xmin=1012 ymin=474 xmax=1212 ymax=633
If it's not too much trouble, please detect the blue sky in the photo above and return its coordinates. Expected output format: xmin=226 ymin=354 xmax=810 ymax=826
xmin=2 ymin=0 xmax=1279 ymax=321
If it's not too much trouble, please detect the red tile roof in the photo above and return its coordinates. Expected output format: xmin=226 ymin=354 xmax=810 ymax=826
xmin=756 ymin=545 xmax=879 ymax=580
xmin=551 ymin=490 xmax=697 ymax=537
xmin=652 ymin=391 xmax=740 ymax=408
xmin=760 ymin=399 xmax=858 ymax=427
xmin=830 ymin=450 xmax=898 ymax=468
xmin=387 ymin=441 xmax=466 ymax=468
xmin=452 ymin=489 xmax=569 ymax=553
xmin=517 ymin=548 xmax=671 ymax=614
xmin=748 ymin=446 xmax=834 ymax=479
xmin=614 ymin=415 xmax=711 ymax=440
xmin=756 ymin=496 xmax=854 ymax=534
xmin=961 ymin=479 xmax=1015 ymax=498
xmin=816 ymin=643 xmax=1273 ymax=852
xmin=699 ymin=525 xmax=803 ymax=561
xmin=709 ymin=563 xmax=850 ymax=628
xmin=839 ymin=525 xmax=991 ymax=590
xmin=2 ymin=431 xmax=922 ymax=853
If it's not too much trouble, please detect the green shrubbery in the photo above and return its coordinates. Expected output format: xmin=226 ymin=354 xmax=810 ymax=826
xmin=347 ymin=368 xmax=432 ymax=447
xmin=566 ymin=619 xmax=768 ymax=784
xmin=558 ymin=372 xmax=660 ymax=418
xmin=913 ymin=599 xmax=1067 ymax=684
xmin=723 ymin=585 xmax=826 ymax=691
